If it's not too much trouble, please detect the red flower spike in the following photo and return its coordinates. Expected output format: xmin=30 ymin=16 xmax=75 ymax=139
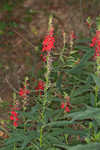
xmin=9 ymin=105 xmax=19 ymax=127
xmin=42 ymin=28 xmax=55 ymax=52
xmin=90 ymin=31 xmax=100 ymax=58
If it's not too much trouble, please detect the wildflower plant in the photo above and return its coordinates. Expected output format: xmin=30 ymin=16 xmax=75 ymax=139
xmin=2 ymin=15 xmax=100 ymax=150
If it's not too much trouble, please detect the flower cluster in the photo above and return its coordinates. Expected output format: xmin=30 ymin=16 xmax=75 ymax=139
xmin=61 ymin=96 xmax=71 ymax=112
xmin=35 ymin=80 xmax=45 ymax=95
xmin=19 ymin=86 xmax=30 ymax=98
xmin=41 ymin=27 xmax=55 ymax=62
xmin=42 ymin=28 xmax=55 ymax=52
xmin=90 ymin=30 xmax=100 ymax=58
xmin=9 ymin=105 xmax=19 ymax=127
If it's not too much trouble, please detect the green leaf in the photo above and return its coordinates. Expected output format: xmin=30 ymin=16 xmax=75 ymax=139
xmin=52 ymin=143 xmax=69 ymax=150
xmin=71 ymin=85 xmax=91 ymax=97
xmin=21 ymin=131 xmax=39 ymax=150
xmin=91 ymin=74 xmax=100 ymax=88
xmin=80 ymin=50 xmax=94 ymax=64
xmin=67 ymin=106 xmax=100 ymax=121
xmin=54 ymin=143 xmax=100 ymax=150
xmin=75 ymin=46 xmax=93 ymax=52
xmin=90 ymin=92 xmax=95 ymax=106
xmin=56 ymin=73 xmax=63 ymax=90
xmin=31 ymin=104 xmax=41 ymax=113
xmin=43 ymin=120 xmax=73 ymax=128
xmin=67 ymin=50 xmax=94 ymax=74
xmin=46 ymin=108 xmax=63 ymax=121
xmin=71 ymin=95 xmax=90 ymax=105
xmin=76 ymin=38 xmax=91 ymax=44
xmin=47 ymin=148 xmax=60 ymax=150
xmin=0 ymin=144 xmax=14 ymax=150
xmin=19 ymin=104 xmax=40 ymax=119
xmin=69 ymin=143 xmax=100 ymax=150
xmin=49 ymin=127 xmax=88 ymax=136
xmin=44 ymin=135 xmax=60 ymax=145
xmin=5 ymin=133 xmax=25 ymax=145
xmin=48 ymin=97 xmax=63 ymax=102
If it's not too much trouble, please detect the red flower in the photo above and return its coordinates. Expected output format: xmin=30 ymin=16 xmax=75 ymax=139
xmin=10 ymin=115 xmax=14 ymax=120
xmin=90 ymin=36 xmax=96 ymax=47
xmin=13 ymin=121 xmax=18 ymax=127
xmin=40 ymin=54 xmax=47 ymax=62
xmin=42 ymin=27 xmax=55 ymax=53
xmin=9 ymin=105 xmax=20 ymax=127
xmin=65 ymin=106 xmax=70 ymax=112
xmin=90 ymin=31 xmax=100 ymax=58
xmin=19 ymin=86 xmax=30 ymax=98
xmin=15 ymin=117 xmax=19 ymax=121
xmin=90 ymin=43 xmax=95 ymax=47
xmin=10 ymin=110 xmax=19 ymax=127
xmin=11 ymin=111 xmax=18 ymax=117
xmin=61 ymin=96 xmax=71 ymax=113
xmin=61 ymin=102 xmax=65 ymax=109
xmin=35 ymin=80 xmax=45 ymax=95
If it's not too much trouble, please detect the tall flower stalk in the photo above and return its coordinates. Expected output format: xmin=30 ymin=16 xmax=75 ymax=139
xmin=40 ymin=15 xmax=55 ymax=147
xmin=19 ymin=77 xmax=30 ymax=132
xmin=90 ymin=17 xmax=100 ymax=106
xmin=60 ymin=30 xmax=66 ymax=63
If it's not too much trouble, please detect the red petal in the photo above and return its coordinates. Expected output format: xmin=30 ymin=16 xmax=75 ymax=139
xmin=10 ymin=115 xmax=14 ymax=120
xmin=65 ymin=106 xmax=70 ymax=112
xmin=61 ymin=103 xmax=65 ymax=109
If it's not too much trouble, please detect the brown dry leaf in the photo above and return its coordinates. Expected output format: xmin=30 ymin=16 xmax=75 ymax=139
xmin=0 ymin=130 xmax=9 ymax=139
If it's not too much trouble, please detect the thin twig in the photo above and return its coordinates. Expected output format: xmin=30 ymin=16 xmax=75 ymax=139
xmin=13 ymin=30 xmax=35 ymax=49
xmin=5 ymin=76 xmax=19 ymax=94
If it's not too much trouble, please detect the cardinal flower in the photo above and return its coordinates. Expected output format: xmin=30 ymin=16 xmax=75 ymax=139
xmin=90 ymin=30 xmax=100 ymax=58
xmin=42 ymin=27 xmax=55 ymax=52
xmin=9 ymin=107 xmax=19 ymax=127
xmin=19 ymin=86 xmax=30 ymax=98
xmin=61 ymin=96 xmax=71 ymax=113
xmin=35 ymin=80 xmax=45 ymax=95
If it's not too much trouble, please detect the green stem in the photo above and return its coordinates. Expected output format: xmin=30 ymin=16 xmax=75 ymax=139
xmin=94 ymin=87 xmax=98 ymax=107
xmin=95 ymin=57 xmax=100 ymax=107
xmin=39 ymin=15 xmax=53 ymax=147
xmin=14 ymin=143 xmax=16 ymax=150
xmin=40 ymin=53 xmax=50 ymax=147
